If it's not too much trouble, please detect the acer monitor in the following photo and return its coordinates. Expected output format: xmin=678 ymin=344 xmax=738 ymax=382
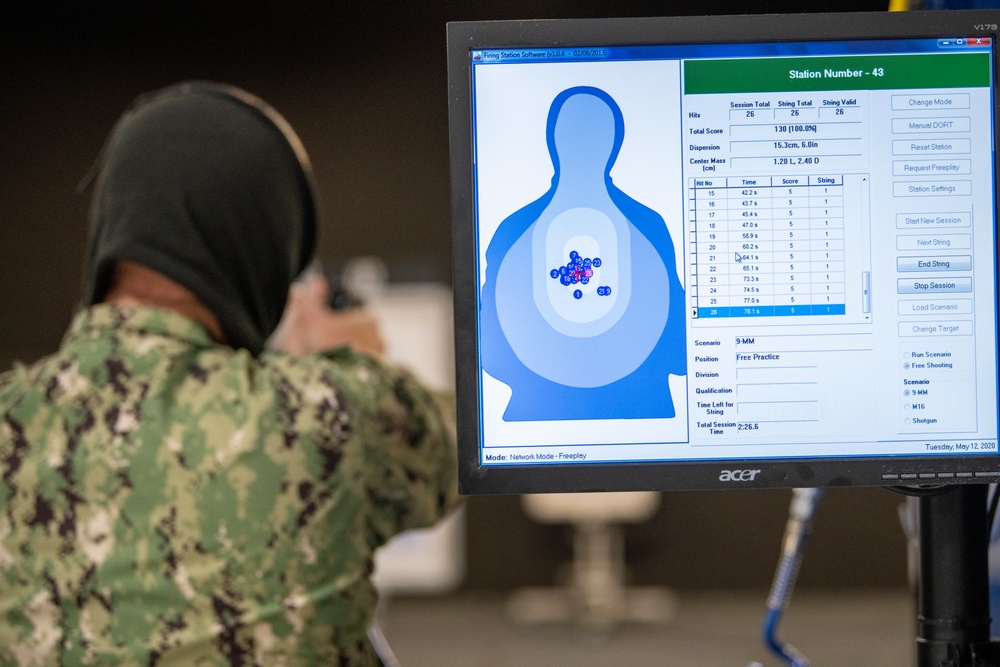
xmin=447 ymin=9 xmax=1000 ymax=494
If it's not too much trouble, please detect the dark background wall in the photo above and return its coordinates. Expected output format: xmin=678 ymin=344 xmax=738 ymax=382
xmin=0 ymin=0 xmax=908 ymax=591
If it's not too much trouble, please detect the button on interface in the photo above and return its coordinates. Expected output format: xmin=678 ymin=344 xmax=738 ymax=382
xmin=896 ymin=256 xmax=972 ymax=272
xmin=897 ymin=277 xmax=972 ymax=294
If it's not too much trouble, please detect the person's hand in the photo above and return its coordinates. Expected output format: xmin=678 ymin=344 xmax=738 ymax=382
xmin=269 ymin=272 xmax=385 ymax=358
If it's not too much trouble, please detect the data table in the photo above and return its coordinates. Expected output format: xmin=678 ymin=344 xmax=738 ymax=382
xmin=689 ymin=175 xmax=847 ymax=319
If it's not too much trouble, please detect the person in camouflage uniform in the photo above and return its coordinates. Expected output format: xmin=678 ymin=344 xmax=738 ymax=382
xmin=0 ymin=82 xmax=457 ymax=666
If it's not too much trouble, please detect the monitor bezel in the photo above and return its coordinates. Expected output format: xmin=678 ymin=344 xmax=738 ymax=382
xmin=448 ymin=9 xmax=1000 ymax=495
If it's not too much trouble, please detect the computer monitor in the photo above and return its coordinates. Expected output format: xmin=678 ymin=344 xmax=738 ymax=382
xmin=447 ymin=10 xmax=1000 ymax=494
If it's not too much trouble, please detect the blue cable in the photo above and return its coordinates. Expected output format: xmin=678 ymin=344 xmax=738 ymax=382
xmin=760 ymin=488 xmax=823 ymax=667
xmin=763 ymin=608 xmax=810 ymax=667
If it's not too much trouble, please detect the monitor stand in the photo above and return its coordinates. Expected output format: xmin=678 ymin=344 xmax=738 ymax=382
xmin=916 ymin=484 xmax=999 ymax=666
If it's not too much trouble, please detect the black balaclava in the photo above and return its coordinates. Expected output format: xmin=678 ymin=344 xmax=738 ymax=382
xmin=81 ymin=81 xmax=318 ymax=355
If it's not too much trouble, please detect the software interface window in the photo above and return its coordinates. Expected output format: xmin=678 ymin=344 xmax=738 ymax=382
xmin=471 ymin=38 xmax=998 ymax=466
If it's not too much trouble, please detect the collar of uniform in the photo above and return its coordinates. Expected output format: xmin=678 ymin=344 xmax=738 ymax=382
xmin=65 ymin=303 xmax=218 ymax=349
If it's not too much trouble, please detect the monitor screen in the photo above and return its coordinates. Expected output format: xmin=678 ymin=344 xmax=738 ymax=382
xmin=447 ymin=10 xmax=1000 ymax=493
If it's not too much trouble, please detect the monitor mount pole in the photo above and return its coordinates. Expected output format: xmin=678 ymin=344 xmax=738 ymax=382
xmin=916 ymin=484 xmax=999 ymax=667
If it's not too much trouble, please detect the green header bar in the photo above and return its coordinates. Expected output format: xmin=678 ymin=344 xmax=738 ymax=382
xmin=684 ymin=52 xmax=990 ymax=94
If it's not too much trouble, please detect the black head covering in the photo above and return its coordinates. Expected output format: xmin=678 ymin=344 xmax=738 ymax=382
xmin=81 ymin=81 xmax=318 ymax=354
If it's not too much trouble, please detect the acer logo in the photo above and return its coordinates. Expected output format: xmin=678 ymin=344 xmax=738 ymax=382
xmin=719 ymin=469 xmax=761 ymax=482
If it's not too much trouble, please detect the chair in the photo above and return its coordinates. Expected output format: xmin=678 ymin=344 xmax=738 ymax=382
xmin=507 ymin=491 xmax=678 ymax=629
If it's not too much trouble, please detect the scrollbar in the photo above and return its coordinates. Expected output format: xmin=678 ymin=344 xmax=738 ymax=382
xmin=862 ymin=271 xmax=871 ymax=313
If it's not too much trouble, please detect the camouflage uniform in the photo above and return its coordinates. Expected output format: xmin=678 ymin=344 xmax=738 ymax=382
xmin=0 ymin=305 xmax=457 ymax=666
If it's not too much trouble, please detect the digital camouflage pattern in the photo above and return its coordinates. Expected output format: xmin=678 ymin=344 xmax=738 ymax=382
xmin=0 ymin=305 xmax=457 ymax=666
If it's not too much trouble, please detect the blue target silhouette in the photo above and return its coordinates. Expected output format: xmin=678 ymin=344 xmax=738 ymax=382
xmin=480 ymin=86 xmax=686 ymax=421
